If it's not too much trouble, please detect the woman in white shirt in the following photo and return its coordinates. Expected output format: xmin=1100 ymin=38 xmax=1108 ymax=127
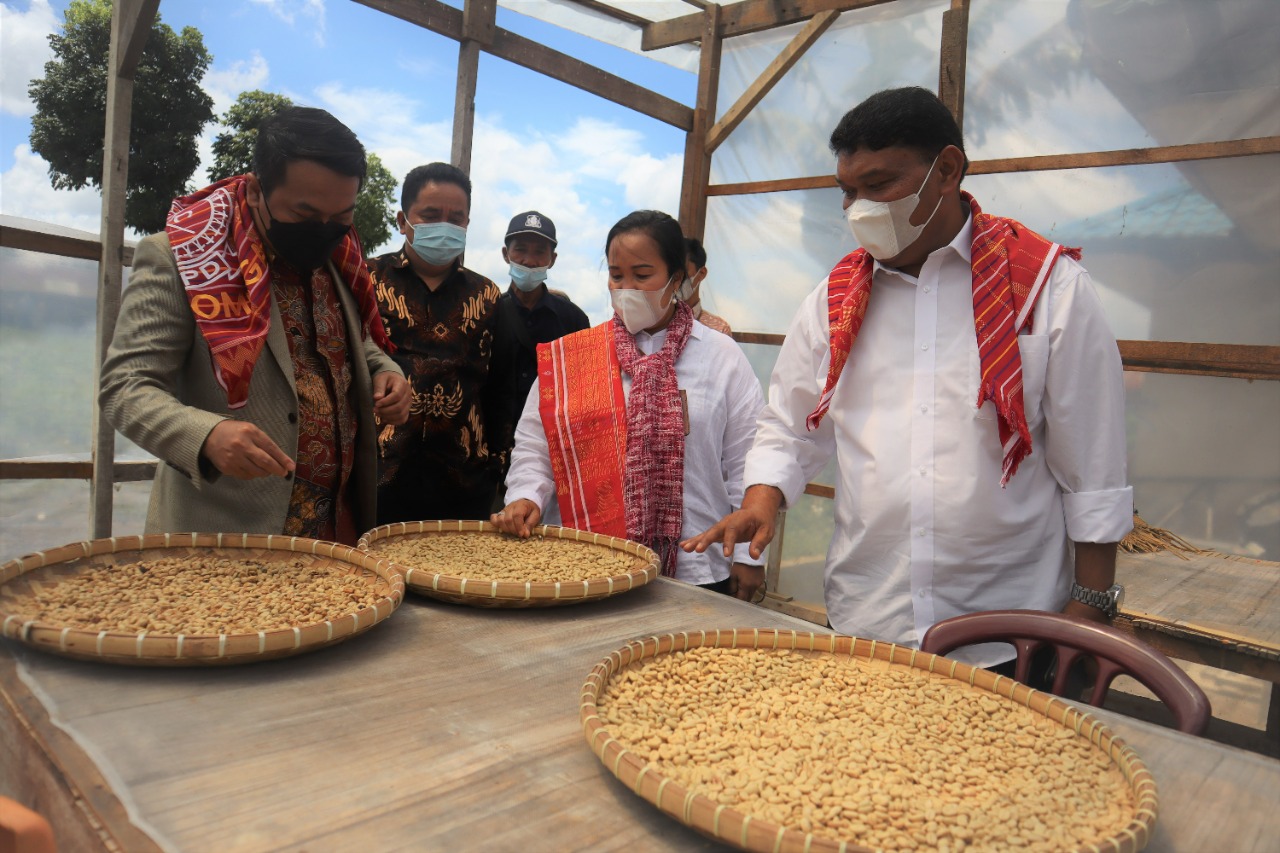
xmin=490 ymin=210 xmax=766 ymax=599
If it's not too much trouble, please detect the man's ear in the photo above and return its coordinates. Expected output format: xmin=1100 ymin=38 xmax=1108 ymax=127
xmin=937 ymin=144 xmax=966 ymax=194
xmin=501 ymin=245 xmax=511 ymax=264
xmin=547 ymin=251 xmax=557 ymax=269
xmin=694 ymin=267 xmax=708 ymax=287
xmin=245 ymin=174 xmax=263 ymax=207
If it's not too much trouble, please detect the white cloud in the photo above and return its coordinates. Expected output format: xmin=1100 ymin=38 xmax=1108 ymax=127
xmin=0 ymin=143 xmax=106 ymax=234
xmin=203 ymin=52 xmax=271 ymax=115
xmin=0 ymin=0 xmax=59 ymax=118
xmin=248 ymin=0 xmax=327 ymax=47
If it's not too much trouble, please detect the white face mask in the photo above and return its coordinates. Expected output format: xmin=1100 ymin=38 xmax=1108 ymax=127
xmin=845 ymin=154 xmax=942 ymax=260
xmin=676 ymin=276 xmax=697 ymax=303
xmin=509 ymin=261 xmax=549 ymax=292
xmin=611 ymin=276 xmax=677 ymax=334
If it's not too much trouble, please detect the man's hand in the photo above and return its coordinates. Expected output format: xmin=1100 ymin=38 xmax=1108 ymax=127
xmin=728 ymin=562 xmax=766 ymax=602
xmin=681 ymin=484 xmax=783 ymax=562
xmin=490 ymin=499 xmax=541 ymax=538
xmin=201 ymin=420 xmax=295 ymax=480
xmin=373 ymin=371 xmax=410 ymax=425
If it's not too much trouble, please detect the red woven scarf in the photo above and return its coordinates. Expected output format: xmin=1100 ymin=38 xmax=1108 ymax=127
xmin=807 ymin=193 xmax=1079 ymax=484
xmin=165 ymin=174 xmax=392 ymax=409
xmin=613 ymin=300 xmax=694 ymax=576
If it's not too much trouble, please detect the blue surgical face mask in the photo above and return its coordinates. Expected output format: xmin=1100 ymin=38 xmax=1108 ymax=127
xmin=407 ymin=220 xmax=466 ymax=266
xmin=509 ymin=262 xmax=549 ymax=292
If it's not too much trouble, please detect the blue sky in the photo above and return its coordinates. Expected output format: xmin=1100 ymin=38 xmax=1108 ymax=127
xmin=0 ymin=0 xmax=698 ymax=320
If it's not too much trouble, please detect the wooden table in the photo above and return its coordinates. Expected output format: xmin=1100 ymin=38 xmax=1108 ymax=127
xmin=4 ymin=579 xmax=1280 ymax=852
xmin=1115 ymin=551 xmax=1280 ymax=736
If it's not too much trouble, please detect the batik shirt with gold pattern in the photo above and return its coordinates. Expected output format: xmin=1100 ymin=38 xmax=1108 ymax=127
xmin=368 ymin=249 xmax=517 ymax=517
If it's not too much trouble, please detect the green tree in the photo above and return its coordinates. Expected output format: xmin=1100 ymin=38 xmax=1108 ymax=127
xmin=208 ymin=90 xmax=397 ymax=251
xmin=27 ymin=0 xmax=215 ymax=234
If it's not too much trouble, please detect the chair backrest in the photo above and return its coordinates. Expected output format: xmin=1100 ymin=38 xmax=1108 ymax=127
xmin=920 ymin=609 xmax=1211 ymax=735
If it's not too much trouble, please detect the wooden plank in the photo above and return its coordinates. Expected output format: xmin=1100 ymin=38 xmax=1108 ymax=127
xmin=563 ymin=0 xmax=654 ymax=28
xmin=4 ymin=584 xmax=1280 ymax=851
xmin=452 ymin=39 xmax=481 ymax=172
xmin=0 ymin=458 xmax=157 ymax=482
xmin=732 ymin=330 xmax=785 ymax=345
xmin=1117 ymin=341 xmax=1280 ymax=382
xmin=114 ymin=0 xmax=160 ymax=80
xmin=937 ymin=0 xmax=969 ymax=130
xmin=0 ymin=222 xmax=135 ymax=265
xmin=678 ymin=4 xmax=722 ymax=239
xmin=643 ymin=0 xmax=894 ymax=51
xmin=707 ymin=136 xmax=1280 ymax=196
xmin=804 ymin=482 xmax=835 ymax=499
xmin=352 ymin=0 xmax=693 ymax=130
xmin=705 ymin=9 xmax=839 ymax=154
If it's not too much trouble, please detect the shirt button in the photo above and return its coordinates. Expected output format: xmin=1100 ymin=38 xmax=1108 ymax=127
xmin=923 ymin=286 xmax=932 ymax=294
xmin=918 ymin=589 xmax=927 ymax=598
xmin=919 ymin=468 xmax=927 ymax=476
xmin=921 ymin=343 xmax=929 ymax=351
xmin=917 ymin=527 xmax=926 ymax=537
xmin=920 ymin=404 xmax=928 ymax=413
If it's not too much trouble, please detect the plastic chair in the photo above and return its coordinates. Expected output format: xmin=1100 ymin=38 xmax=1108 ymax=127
xmin=920 ymin=609 xmax=1212 ymax=735
xmin=0 ymin=796 xmax=57 ymax=853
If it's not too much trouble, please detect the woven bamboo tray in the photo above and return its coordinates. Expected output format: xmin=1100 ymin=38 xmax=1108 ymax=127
xmin=0 ymin=533 xmax=404 ymax=666
xmin=358 ymin=520 xmax=658 ymax=608
xmin=581 ymin=629 xmax=1158 ymax=853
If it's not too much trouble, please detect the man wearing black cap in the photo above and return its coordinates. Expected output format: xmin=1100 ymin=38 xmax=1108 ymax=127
xmin=496 ymin=211 xmax=589 ymax=427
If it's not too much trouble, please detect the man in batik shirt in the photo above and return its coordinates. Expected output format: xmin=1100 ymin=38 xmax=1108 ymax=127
xmin=368 ymin=162 xmax=517 ymax=524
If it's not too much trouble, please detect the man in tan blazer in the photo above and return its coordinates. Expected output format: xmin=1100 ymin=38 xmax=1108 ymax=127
xmin=101 ymin=107 xmax=409 ymax=543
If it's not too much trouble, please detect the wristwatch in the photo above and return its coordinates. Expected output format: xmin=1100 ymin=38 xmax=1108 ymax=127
xmin=1070 ymin=581 xmax=1125 ymax=619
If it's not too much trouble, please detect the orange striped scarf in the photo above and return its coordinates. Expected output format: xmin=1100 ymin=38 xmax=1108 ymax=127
xmin=165 ymin=174 xmax=391 ymax=409
xmin=537 ymin=322 xmax=629 ymax=540
xmin=807 ymin=193 xmax=1079 ymax=484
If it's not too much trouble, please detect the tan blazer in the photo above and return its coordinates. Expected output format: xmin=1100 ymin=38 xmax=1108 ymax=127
xmin=100 ymin=233 xmax=403 ymax=537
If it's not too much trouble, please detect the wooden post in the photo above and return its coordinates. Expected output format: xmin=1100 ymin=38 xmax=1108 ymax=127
xmin=678 ymin=3 xmax=722 ymax=239
xmin=452 ymin=0 xmax=496 ymax=173
xmin=90 ymin=0 xmax=158 ymax=539
xmin=938 ymin=0 xmax=970 ymax=130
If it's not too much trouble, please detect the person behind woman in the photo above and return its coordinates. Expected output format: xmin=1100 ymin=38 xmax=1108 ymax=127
xmin=491 ymin=211 xmax=767 ymax=599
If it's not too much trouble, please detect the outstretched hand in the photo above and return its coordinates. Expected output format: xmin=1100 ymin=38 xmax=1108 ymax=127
xmin=201 ymin=420 xmax=295 ymax=480
xmin=680 ymin=484 xmax=784 ymax=562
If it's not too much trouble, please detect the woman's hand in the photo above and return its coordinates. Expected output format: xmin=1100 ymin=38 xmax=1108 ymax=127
xmin=490 ymin=499 xmax=541 ymax=538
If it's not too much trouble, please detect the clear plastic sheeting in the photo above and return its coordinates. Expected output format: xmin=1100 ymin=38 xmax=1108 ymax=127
xmin=500 ymin=0 xmax=700 ymax=72
xmin=712 ymin=0 xmax=947 ymax=185
xmin=965 ymin=0 xmax=1280 ymax=159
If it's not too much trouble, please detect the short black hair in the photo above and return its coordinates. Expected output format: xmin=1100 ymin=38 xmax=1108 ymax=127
xmin=401 ymin=162 xmax=472 ymax=212
xmin=606 ymin=211 xmax=686 ymax=280
xmin=254 ymin=106 xmax=367 ymax=195
xmin=684 ymin=237 xmax=707 ymax=269
xmin=829 ymin=87 xmax=968 ymax=175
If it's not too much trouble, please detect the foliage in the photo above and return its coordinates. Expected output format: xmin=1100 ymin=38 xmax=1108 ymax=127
xmin=208 ymin=90 xmax=398 ymax=251
xmin=27 ymin=0 xmax=215 ymax=234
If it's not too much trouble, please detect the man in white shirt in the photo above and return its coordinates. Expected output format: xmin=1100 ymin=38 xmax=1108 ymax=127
xmin=684 ymin=87 xmax=1132 ymax=666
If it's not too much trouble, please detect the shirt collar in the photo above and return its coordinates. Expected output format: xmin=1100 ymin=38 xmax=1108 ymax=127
xmin=635 ymin=318 xmax=703 ymax=353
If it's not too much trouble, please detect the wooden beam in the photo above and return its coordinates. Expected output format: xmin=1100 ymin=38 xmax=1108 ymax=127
xmin=937 ymin=0 xmax=969 ymax=130
xmin=968 ymin=137 xmax=1280 ymax=175
xmin=1117 ymin=341 xmax=1280 ymax=381
xmin=0 ymin=459 xmax=157 ymax=482
xmin=115 ymin=0 xmax=159 ymax=79
xmin=563 ymin=0 xmax=653 ymax=29
xmin=705 ymin=9 xmax=839 ymax=154
xmin=462 ymin=0 xmax=496 ymax=45
xmin=678 ymin=4 xmax=722 ymax=238
xmin=453 ymin=40 xmax=479 ymax=172
xmin=707 ymin=136 xmax=1280 ymax=196
xmin=0 ymin=222 xmax=134 ymax=265
xmin=353 ymin=0 xmax=693 ymax=130
xmin=91 ymin=0 xmax=156 ymax=539
xmin=644 ymin=0 xmax=892 ymax=50
xmin=734 ymin=334 xmax=1280 ymax=382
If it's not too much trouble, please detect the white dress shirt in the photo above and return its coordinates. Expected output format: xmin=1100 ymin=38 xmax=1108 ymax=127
xmin=506 ymin=321 xmax=766 ymax=585
xmin=744 ymin=213 xmax=1133 ymax=665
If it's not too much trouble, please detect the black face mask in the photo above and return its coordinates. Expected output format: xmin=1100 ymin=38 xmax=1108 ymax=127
xmin=263 ymin=198 xmax=351 ymax=271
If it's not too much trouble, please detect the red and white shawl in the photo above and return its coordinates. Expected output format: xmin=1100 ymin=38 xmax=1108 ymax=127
xmin=165 ymin=174 xmax=391 ymax=409
xmin=807 ymin=193 xmax=1080 ymax=485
